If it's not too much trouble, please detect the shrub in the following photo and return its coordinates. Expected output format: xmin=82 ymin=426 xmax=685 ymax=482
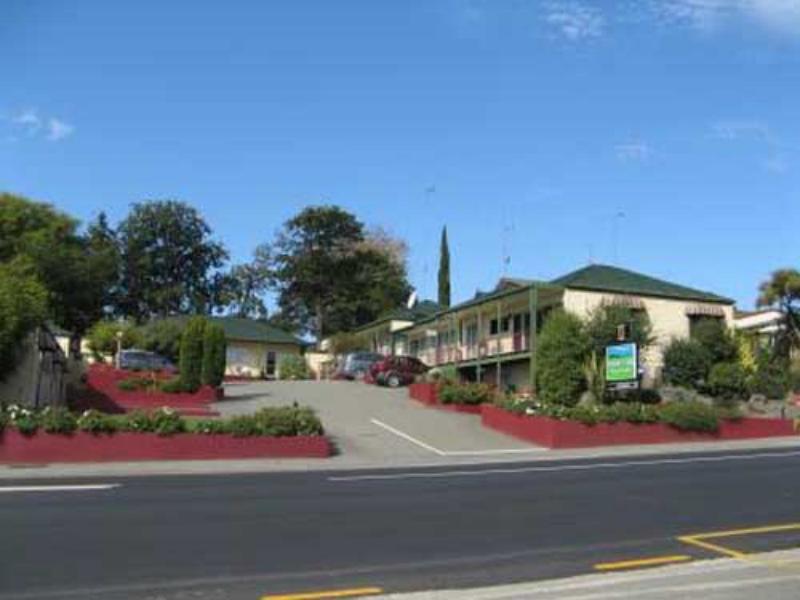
xmin=158 ymin=377 xmax=187 ymax=394
xmin=188 ymin=419 xmax=229 ymax=435
xmin=691 ymin=318 xmax=738 ymax=364
xmin=749 ymin=351 xmax=790 ymax=400
xmin=791 ymin=369 xmax=800 ymax=394
xmin=278 ymin=355 xmax=310 ymax=380
xmin=707 ymin=362 xmax=749 ymax=402
xmin=6 ymin=404 xmax=39 ymax=435
xmin=438 ymin=382 xmax=494 ymax=405
xmin=426 ymin=365 xmax=459 ymax=384
xmin=86 ymin=319 xmax=141 ymax=362
xmin=77 ymin=409 xmax=118 ymax=434
xmin=662 ymin=339 xmax=711 ymax=389
xmin=201 ymin=323 xmax=227 ymax=387
xmin=657 ymin=401 xmax=719 ymax=432
xmin=179 ymin=317 xmax=207 ymax=392
xmin=149 ymin=407 xmax=186 ymax=436
xmin=40 ymin=406 xmax=78 ymax=434
xmin=0 ymin=260 xmax=49 ymax=379
xmin=584 ymin=303 xmax=654 ymax=358
xmin=117 ymin=377 xmax=152 ymax=392
xmin=536 ymin=310 xmax=590 ymax=406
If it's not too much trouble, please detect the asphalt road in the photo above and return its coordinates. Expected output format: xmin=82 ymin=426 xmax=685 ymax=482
xmin=1 ymin=447 xmax=800 ymax=600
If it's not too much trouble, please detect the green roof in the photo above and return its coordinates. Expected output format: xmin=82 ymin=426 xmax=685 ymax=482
xmin=354 ymin=300 xmax=441 ymax=332
xmin=551 ymin=264 xmax=734 ymax=304
xmin=158 ymin=316 xmax=302 ymax=345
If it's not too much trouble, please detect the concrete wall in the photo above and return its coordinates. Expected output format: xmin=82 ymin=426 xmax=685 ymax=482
xmin=224 ymin=341 xmax=302 ymax=379
xmin=563 ymin=289 xmax=734 ymax=381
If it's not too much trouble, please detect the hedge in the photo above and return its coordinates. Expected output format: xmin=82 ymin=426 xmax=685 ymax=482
xmin=536 ymin=310 xmax=589 ymax=406
xmin=438 ymin=382 xmax=495 ymax=405
xmin=201 ymin=323 xmax=227 ymax=388
xmin=179 ymin=317 xmax=207 ymax=392
xmin=0 ymin=404 xmax=324 ymax=438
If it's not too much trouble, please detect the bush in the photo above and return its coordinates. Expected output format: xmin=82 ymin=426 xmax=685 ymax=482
xmin=749 ymin=351 xmax=790 ymax=400
xmin=6 ymin=404 xmax=39 ymax=435
xmin=426 ymin=365 xmax=459 ymax=384
xmin=438 ymin=382 xmax=494 ymax=405
xmin=0 ymin=260 xmax=49 ymax=379
xmin=179 ymin=317 xmax=207 ymax=392
xmin=40 ymin=406 xmax=78 ymax=434
xmin=536 ymin=310 xmax=590 ymax=406
xmin=691 ymin=318 xmax=738 ymax=364
xmin=117 ymin=376 xmax=152 ymax=392
xmin=278 ymin=355 xmax=310 ymax=380
xmin=657 ymin=401 xmax=719 ymax=432
xmin=86 ymin=319 xmax=141 ymax=362
xmin=662 ymin=339 xmax=711 ymax=390
xmin=791 ymin=369 xmax=800 ymax=394
xmin=149 ymin=407 xmax=186 ymax=436
xmin=138 ymin=319 xmax=184 ymax=362
xmin=158 ymin=377 xmax=187 ymax=394
xmin=707 ymin=362 xmax=749 ymax=402
xmin=201 ymin=323 xmax=227 ymax=387
xmin=77 ymin=409 xmax=118 ymax=434
xmin=584 ymin=304 xmax=654 ymax=358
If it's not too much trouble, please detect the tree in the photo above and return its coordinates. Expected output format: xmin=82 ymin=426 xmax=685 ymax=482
xmin=85 ymin=319 xmax=141 ymax=361
xmin=0 ymin=260 xmax=48 ymax=379
xmin=438 ymin=226 xmax=451 ymax=308
xmin=201 ymin=322 xmax=227 ymax=387
xmin=270 ymin=205 xmax=411 ymax=341
xmin=690 ymin=318 xmax=738 ymax=364
xmin=0 ymin=193 xmax=117 ymax=341
xmin=536 ymin=310 xmax=590 ymax=406
xmin=116 ymin=200 xmax=228 ymax=320
xmin=584 ymin=304 xmax=654 ymax=359
xmin=662 ymin=338 xmax=712 ymax=389
xmin=757 ymin=268 xmax=800 ymax=356
xmin=179 ymin=317 xmax=207 ymax=391
xmin=225 ymin=244 xmax=272 ymax=319
xmin=137 ymin=319 xmax=185 ymax=362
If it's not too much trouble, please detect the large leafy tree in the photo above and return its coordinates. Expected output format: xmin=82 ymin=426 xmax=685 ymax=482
xmin=757 ymin=268 xmax=800 ymax=355
xmin=225 ymin=244 xmax=272 ymax=319
xmin=116 ymin=200 xmax=228 ymax=320
xmin=0 ymin=193 xmax=118 ymax=340
xmin=438 ymin=226 xmax=451 ymax=308
xmin=270 ymin=205 xmax=411 ymax=340
xmin=0 ymin=259 xmax=49 ymax=378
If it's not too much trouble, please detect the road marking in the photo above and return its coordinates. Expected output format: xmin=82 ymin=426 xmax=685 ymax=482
xmin=328 ymin=449 xmax=800 ymax=482
xmin=678 ymin=522 xmax=800 ymax=560
xmin=370 ymin=419 xmax=546 ymax=457
xmin=261 ymin=587 xmax=383 ymax=600
xmin=371 ymin=418 xmax=446 ymax=455
xmin=594 ymin=555 xmax=692 ymax=571
xmin=0 ymin=484 xmax=121 ymax=494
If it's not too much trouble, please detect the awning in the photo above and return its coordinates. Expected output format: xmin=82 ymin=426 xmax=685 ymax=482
xmin=601 ymin=295 xmax=646 ymax=310
xmin=686 ymin=304 xmax=726 ymax=318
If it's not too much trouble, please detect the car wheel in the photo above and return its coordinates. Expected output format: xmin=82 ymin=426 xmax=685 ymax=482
xmin=386 ymin=373 xmax=401 ymax=388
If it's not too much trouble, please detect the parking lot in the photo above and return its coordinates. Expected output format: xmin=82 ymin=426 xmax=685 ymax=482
xmin=216 ymin=380 xmax=543 ymax=465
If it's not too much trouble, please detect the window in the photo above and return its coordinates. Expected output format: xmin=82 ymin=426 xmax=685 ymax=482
xmin=501 ymin=317 xmax=510 ymax=333
xmin=490 ymin=319 xmax=499 ymax=335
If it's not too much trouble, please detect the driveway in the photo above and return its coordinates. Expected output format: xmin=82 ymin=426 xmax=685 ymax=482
xmin=216 ymin=380 xmax=543 ymax=464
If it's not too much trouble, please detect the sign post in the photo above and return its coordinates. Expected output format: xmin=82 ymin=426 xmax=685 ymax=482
xmin=605 ymin=342 xmax=639 ymax=391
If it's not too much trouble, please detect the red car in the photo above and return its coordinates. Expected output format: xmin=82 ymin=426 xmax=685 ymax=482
xmin=370 ymin=355 xmax=429 ymax=388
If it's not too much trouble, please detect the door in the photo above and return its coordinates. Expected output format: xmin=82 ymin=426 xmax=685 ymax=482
xmin=265 ymin=351 xmax=277 ymax=379
xmin=513 ymin=314 xmax=524 ymax=352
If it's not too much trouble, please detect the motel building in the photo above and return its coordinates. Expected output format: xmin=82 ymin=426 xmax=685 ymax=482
xmin=361 ymin=265 xmax=735 ymax=392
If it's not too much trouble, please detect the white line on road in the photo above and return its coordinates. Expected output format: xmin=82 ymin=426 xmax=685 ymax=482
xmin=329 ymin=449 xmax=800 ymax=481
xmin=370 ymin=419 xmax=546 ymax=457
xmin=0 ymin=484 xmax=121 ymax=494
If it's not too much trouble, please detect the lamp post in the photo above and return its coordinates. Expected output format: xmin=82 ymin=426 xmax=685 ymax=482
xmin=115 ymin=330 xmax=124 ymax=369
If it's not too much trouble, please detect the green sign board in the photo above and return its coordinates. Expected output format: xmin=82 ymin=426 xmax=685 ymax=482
xmin=605 ymin=342 xmax=638 ymax=383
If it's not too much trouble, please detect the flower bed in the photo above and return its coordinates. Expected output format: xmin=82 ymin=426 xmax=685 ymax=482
xmin=408 ymin=382 xmax=484 ymax=414
xmin=481 ymin=404 xmax=797 ymax=449
xmin=0 ymin=405 xmax=331 ymax=462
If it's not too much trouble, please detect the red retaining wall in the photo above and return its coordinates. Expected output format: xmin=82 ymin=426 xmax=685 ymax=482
xmin=408 ymin=383 xmax=483 ymax=414
xmin=79 ymin=365 xmax=221 ymax=416
xmin=0 ymin=430 xmax=332 ymax=463
xmin=481 ymin=404 xmax=798 ymax=449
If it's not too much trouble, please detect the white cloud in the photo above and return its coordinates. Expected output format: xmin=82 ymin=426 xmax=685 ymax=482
xmin=3 ymin=108 xmax=75 ymax=142
xmin=46 ymin=118 xmax=75 ymax=141
xmin=651 ymin=0 xmax=800 ymax=35
xmin=544 ymin=1 xmax=605 ymax=40
xmin=615 ymin=141 xmax=652 ymax=162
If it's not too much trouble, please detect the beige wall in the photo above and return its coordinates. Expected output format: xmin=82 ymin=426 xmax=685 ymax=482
xmin=224 ymin=340 xmax=301 ymax=379
xmin=563 ymin=289 xmax=734 ymax=381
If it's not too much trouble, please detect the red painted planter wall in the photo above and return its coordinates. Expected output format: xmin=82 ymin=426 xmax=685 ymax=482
xmin=408 ymin=383 xmax=483 ymax=414
xmin=481 ymin=404 xmax=797 ymax=449
xmin=0 ymin=430 xmax=332 ymax=463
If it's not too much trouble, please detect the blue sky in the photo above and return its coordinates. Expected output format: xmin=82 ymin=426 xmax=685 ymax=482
xmin=2 ymin=1 xmax=798 ymax=309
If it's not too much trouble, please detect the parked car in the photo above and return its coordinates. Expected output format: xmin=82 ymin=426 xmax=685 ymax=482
xmin=370 ymin=355 xmax=429 ymax=388
xmin=336 ymin=352 xmax=385 ymax=380
xmin=118 ymin=349 xmax=176 ymax=372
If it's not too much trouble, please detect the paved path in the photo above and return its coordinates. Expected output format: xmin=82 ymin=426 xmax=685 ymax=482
xmin=218 ymin=380 xmax=541 ymax=461
xmin=2 ymin=448 xmax=800 ymax=599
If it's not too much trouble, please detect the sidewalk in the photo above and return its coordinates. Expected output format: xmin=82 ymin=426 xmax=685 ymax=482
xmin=2 ymin=434 xmax=800 ymax=480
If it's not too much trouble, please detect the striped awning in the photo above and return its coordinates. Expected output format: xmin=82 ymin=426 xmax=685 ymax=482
xmin=686 ymin=304 xmax=726 ymax=318
xmin=601 ymin=295 xmax=646 ymax=310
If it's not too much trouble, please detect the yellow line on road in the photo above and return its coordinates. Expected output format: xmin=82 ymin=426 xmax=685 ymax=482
xmin=261 ymin=587 xmax=383 ymax=600
xmin=594 ymin=555 xmax=692 ymax=571
xmin=683 ymin=523 xmax=800 ymax=540
xmin=678 ymin=535 xmax=747 ymax=559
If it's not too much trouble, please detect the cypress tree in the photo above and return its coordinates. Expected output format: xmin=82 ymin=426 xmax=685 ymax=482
xmin=438 ymin=226 xmax=451 ymax=308
xmin=201 ymin=322 xmax=227 ymax=388
xmin=179 ymin=317 xmax=207 ymax=392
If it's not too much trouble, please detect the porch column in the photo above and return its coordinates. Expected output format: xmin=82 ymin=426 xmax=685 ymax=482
xmin=496 ymin=302 xmax=502 ymax=387
xmin=476 ymin=310 xmax=483 ymax=383
xmin=528 ymin=286 xmax=539 ymax=394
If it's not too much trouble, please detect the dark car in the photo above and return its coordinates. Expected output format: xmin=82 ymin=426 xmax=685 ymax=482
xmin=118 ymin=349 xmax=175 ymax=372
xmin=370 ymin=355 xmax=429 ymax=388
xmin=336 ymin=352 xmax=384 ymax=380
